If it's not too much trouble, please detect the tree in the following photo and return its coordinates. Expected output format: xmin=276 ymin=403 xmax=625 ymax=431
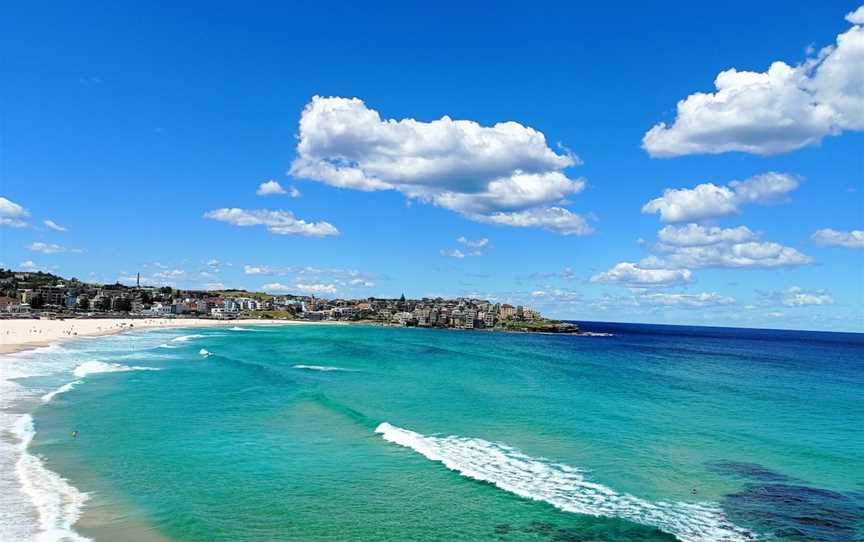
xmin=95 ymin=297 xmax=111 ymax=311
xmin=77 ymin=297 xmax=90 ymax=310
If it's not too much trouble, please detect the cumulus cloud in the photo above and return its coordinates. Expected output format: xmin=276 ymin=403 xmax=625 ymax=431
xmin=590 ymin=262 xmax=692 ymax=287
xmin=289 ymin=96 xmax=591 ymax=234
xmin=650 ymin=224 xmax=812 ymax=268
xmin=811 ymin=228 xmax=864 ymax=248
xmin=762 ymin=286 xmax=835 ymax=306
xmin=475 ymin=207 xmax=594 ymax=235
xmin=781 ymin=287 xmax=834 ymax=306
xmin=43 ymin=219 xmax=67 ymax=232
xmin=261 ymin=282 xmax=292 ymax=292
xmin=256 ymin=180 xmax=287 ymax=196
xmin=643 ymin=11 xmax=864 ymax=157
xmin=295 ymin=283 xmax=337 ymax=295
xmin=204 ymin=208 xmax=338 ymax=237
xmin=244 ymin=265 xmax=271 ymax=275
xmin=0 ymin=197 xmax=29 ymax=227
xmin=642 ymin=172 xmax=799 ymax=223
xmin=28 ymin=242 xmax=83 ymax=254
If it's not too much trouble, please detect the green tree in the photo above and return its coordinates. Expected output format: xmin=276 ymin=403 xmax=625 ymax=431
xmin=77 ymin=297 xmax=90 ymax=310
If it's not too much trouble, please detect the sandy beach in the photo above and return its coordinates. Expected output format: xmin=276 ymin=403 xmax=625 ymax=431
xmin=0 ymin=318 xmax=319 ymax=355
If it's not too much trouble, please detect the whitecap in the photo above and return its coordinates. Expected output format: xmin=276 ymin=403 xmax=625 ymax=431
xmin=199 ymin=349 xmax=213 ymax=357
xmin=72 ymin=361 xmax=160 ymax=379
xmin=228 ymin=327 xmax=253 ymax=332
xmin=41 ymin=381 xmax=82 ymax=403
xmin=374 ymin=422 xmax=755 ymax=542
xmin=11 ymin=415 xmax=92 ymax=542
xmin=170 ymin=334 xmax=205 ymax=342
xmin=292 ymin=364 xmax=348 ymax=372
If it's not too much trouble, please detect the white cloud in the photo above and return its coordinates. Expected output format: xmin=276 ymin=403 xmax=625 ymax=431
xmin=203 ymin=282 xmax=226 ymax=291
xmin=43 ymin=219 xmax=67 ymax=232
xmin=20 ymin=260 xmax=42 ymax=271
xmin=476 ymin=207 xmax=593 ymax=236
xmin=288 ymin=186 xmax=301 ymax=198
xmin=261 ymin=282 xmax=292 ymax=292
xmin=811 ymin=228 xmax=864 ymax=248
xmin=442 ymin=236 xmax=491 ymax=258
xmin=153 ymin=269 xmax=185 ymax=279
xmin=656 ymin=224 xmax=758 ymax=246
xmin=28 ymin=242 xmax=83 ymax=254
xmin=457 ymin=236 xmax=489 ymax=248
xmin=289 ymin=96 xmax=589 ymax=234
xmin=590 ymin=262 xmax=692 ymax=287
xmin=0 ymin=197 xmax=29 ymax=228
xmin=256 ymin=180 xmax=287 ymax=196
xmin=643 ymin=12 xmax=864 ymax=157
xmin=204 ymin=208 xmax=339 ymax=237
xmin=848 ymin=5 xmax=864 ymax=24
xmin=349 ymin=278 xmax=375 ymax=287
xmin=295 ymin=283 xmax=337 ymax=295
xmin=650 ymin=224 xmax=813 ymax=268
xmin=244 ymin=265 xmax=272 ymax=275
xmin=440 ymin=249 xmax=466 ymax=258
xmin=639 ymin=292 xmax=736 ymax=308
xmin=775 ymin=286 xmax=835 ymax=306
xmin=642 ymin=172 xmax=799 ymax=223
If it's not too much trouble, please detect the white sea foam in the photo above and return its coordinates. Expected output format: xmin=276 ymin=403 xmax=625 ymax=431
xmin=11 ymin=415 xmax=92 ymax=542
xmin=292 ymin=364 xmax=348 ymax=372
xmin=171 ymin=334 xmax=205 ymax=342
xmin=41 ymin=381 xmax=82 ymax=403
xmin=375 ymin=422 xmax=755 ymax=542
xmin=72 ymin=361 xmax=160 ymax=378
xmin=228 ymin=327 xmax=253 ymax=331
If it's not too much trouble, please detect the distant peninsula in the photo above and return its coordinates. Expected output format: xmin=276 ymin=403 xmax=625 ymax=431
xmin=0 ymin=269 xmax=606 ymax=335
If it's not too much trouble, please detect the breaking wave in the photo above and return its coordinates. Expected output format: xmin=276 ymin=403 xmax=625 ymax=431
xmin=229 ymin=327 xmax=254 ymax=332
xmin=171 ymin=334 xmax=205 ymax=342
xmin=11 ymin=415 xmax=92 ymax=542
xmin=41 ymin=381 xmax=82 ymax=403
xmin=375 ymin=422 xmax=755 ymax=542
xmin=72 ymin=361 xmax=160 ymax=379
xmin=292 ymin=364 xmax=349 ymax=372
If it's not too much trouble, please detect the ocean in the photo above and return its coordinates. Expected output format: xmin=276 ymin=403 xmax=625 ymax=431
xmin=1 ymin=322 xmax=862 ymax=541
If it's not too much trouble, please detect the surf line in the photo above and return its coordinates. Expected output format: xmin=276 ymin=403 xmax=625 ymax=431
xmin=374 ymin=422 xmax=755 ymax=542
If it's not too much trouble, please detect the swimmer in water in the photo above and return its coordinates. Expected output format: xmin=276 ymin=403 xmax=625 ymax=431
xmin=71 ymin=430 xmax=78 ymax=438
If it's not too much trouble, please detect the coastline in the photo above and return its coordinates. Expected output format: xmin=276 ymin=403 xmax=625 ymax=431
xmin=0 ymin=318 xmax=340 ymax=542
xmin=0 ymin=318 xmax=339 ymax=356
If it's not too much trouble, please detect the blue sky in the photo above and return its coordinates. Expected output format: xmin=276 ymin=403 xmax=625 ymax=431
xmin=2 ymin=1 xmax=862 ymax=331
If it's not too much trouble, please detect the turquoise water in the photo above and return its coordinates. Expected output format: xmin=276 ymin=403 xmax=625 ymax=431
xmin=2 ymin=323 xmax=862 ymax=541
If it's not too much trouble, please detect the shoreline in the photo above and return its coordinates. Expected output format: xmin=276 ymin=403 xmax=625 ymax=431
xmin=0 ymin=318 xmax=341 ymax=356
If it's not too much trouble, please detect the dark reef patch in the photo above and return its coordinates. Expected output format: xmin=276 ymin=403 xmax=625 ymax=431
xmin=708 ymin=460 xmax=864 ymax=541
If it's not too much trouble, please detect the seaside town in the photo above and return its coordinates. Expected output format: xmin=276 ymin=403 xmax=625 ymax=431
xmin=0 ymin=269 xmax=581 ymax=333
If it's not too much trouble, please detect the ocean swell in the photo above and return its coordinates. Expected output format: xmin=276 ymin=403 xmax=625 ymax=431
xmin=374 ymin=422 xmax=755 ymax=542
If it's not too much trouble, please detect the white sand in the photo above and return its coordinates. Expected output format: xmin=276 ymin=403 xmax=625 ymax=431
xmin=0 ymin=318 xmax=320 ymax=355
